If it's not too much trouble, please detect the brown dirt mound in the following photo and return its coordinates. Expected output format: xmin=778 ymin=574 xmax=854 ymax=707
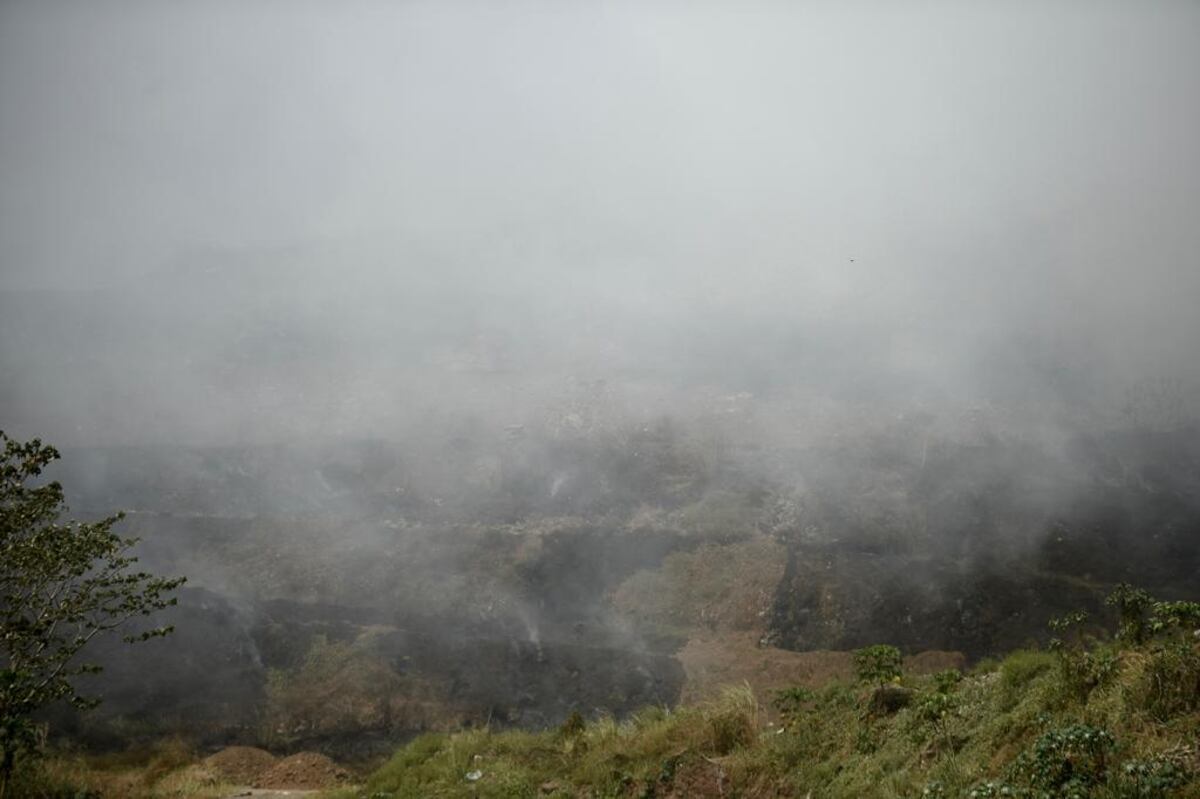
xmin=677 ymin=634 xmax=969 ymax=708
xmin=203 ymin=746 xmax=277 ymax=785
xmin=254 ymin=751 xmax=351 ymax=790
xmin=905 ymin=650 xmax=968 ymax=675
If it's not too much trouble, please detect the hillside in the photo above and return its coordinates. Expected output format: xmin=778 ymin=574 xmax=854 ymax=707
xmin=19 ymin=591 xmax=1199 ymax=798
xmin=41 ymin=421 xmax=1200 ymax=755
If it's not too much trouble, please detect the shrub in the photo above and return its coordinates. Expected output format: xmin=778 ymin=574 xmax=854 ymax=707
xmin=1111 ymin=756 xmax=1190 ymax=799
xmin=920 ymin=780 xmax=949 ymax=799
xmin=1148 ymin=601 xmax=1200 ymax=641
xmin=1106 ymin=584 xmax=1154 ymax=646
xmin=559 ymin=710 xmax=586 ymax=738
xmin=853 ymin=645 xmax=903 ymax=688
xmin=1140 ymin=639 xmax=1200 ymax=721
xmin=1010 ymin=723 xmax=1115 ymax=796
xmin=966 ymin=780 xmax=1026 ymax=798
xmin=1048 ymin=614 xmax=1116 ymax=702
xmin=933 ymin=669 xmax=963 ymax=694
xmin=915 ymin=691 xmax=958 ymax=744
xmin=772 ymin=686 xmax=814 ymax=726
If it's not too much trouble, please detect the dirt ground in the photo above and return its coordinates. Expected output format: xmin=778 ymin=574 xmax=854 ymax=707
xmin=206 ymin=746 xmax=351 ymax=797
xmin=254 ymin=752 xmax=351 ymax=790
xmin=677 ymin=632 xmax=965 ymax=707
xmin=676 ymin=632 xmax=855 ymax=705
xmin=205 ymin=746 xmax=277 ymax=785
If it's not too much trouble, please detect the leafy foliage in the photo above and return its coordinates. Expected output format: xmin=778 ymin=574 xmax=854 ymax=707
xmin=932 ymin=669 xmax=963 ymax=694
xmin=1113 ymin=755 xmax=1190 ymax=799
xmin=1147 ymin=601 xmax=1200 ymax=640
xmin=338 ymin=587 xmax=1199 ymax=799
xmin=1048 ymin=612 xmax=1117 ymax=702
xmin=1141 ymin=638 xmax=1200 ymax=721
xmin=1010 ymin=723 xmax=1115 ymax=796
xmin=854 ymin=644 xmax=903 ymax=688
xmin=0 ymin=433 xmax=184 ymax=793
xmin=1105 ymin=584 xmax=1153 ymax=646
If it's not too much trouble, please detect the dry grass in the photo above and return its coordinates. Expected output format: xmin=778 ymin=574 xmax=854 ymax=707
xmin=344 ymin=640 xmax=1200 ymax=798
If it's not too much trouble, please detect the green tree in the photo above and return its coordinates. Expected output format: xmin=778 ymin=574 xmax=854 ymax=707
xmin=0 ymin=432 xmax=185 ymax=797
xmin=853 ymin=644 xmax=903 ymax=688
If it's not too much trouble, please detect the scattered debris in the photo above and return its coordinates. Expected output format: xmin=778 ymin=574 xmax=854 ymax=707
xmin=465 ymin=769 xmax=484 ymax=781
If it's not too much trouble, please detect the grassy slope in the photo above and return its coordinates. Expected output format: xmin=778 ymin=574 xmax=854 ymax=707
xmin=332 ymin=640 xmax=1199 ymax=799
xmin=14 ymin=637 xmax=1198 ymax=798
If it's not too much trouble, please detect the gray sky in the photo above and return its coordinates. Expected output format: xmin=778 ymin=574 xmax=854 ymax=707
xmin=1 ymin=1 xmax=1199 ymax=443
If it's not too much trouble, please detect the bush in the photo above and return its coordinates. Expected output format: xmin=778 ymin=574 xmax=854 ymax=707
xmin=772 ymin=687 xmax=815 ymax=726
xmin=559 ymin=710 xmax=586 ymax=738
xmin=1106 ymin=584 xmax=1154 ymax=646
xmin=966 ymin=780 xmax=1026 ymax=798
xmin=933 ymin=669 xmax=963 ymax=694
xmin=1010 ymin=723 xmax=1115 ymax=796
xmin=1148 ymin=601 xmax=1200 ymax=641
xmin=1048 ymin=613 xmax=1117 ymax=702
xmin=1111 ymin=756 xmax=1190 ymax=799
xmin=1140 ymin=640 xmax=1200 ymax=721
xmin=915 ymin=691 xmax=958 ymax=744
xmin=854 ymin=645 xmax=903 ymax=688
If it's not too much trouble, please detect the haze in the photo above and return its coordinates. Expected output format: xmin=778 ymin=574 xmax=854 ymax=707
xmin=2 ymin=0 xmax=1199 ymax=446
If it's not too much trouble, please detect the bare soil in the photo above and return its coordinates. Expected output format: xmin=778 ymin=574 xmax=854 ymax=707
xmin=253 ymin=752 xmax=351 ymax=790
xmin=676 ymin=633 xmax=855 ymax=704
xmin=204 ymin=746 xmax=278 ymax=785
xmin=677 ymin=632 xmax=966 ymax=708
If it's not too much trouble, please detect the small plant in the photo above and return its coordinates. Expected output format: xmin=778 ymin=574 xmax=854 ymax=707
xmin=772 ymin=686 xmax=814 ymax=726
xmin=966 ymin=780 xmax=1026 ymax=798
xmin=1106 ymin=583 xmax=1154 ymax=645
xmin=920 ymin=780 xmax=949 ymax=799
xmin=1048 ymin=611 xmax=1090 ymax=645
xmin=853 ymin=644 xmax=903 ymax=688
xmin=1141 ymin=638 xmax=1200 ymax=720
xmin=915 ymin=690 xmax=959 ymax=748
xmin=1010 ymin=723 xmax=1115 ymax=796
xmin=559 ymin=710 xmax=586 ymax=738
xmin=1048 ymin=613 xmax=1115 ymax=702
xmin=1113 ymin=755 xmax=1190 ymax=799
xmin=1148 ymin=601 xmax=1200 ymax=640
xmin=854 ymin=724 xmax=879 ymax=754
xmin=916 ymin=691 xmax=957 ymax=726
xmin=932 ymin=669 xmax=962 ymax=694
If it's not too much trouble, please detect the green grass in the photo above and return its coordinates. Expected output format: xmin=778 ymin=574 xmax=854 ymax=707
xmin=9 ymin=738 xmax=238 ymax=799
xmin=330 ymin=640 xmax=1200 ymax=799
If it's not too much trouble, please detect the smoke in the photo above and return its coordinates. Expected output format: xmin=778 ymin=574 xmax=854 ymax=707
xmin=2 ymin=0 xmax=1199 ymax=735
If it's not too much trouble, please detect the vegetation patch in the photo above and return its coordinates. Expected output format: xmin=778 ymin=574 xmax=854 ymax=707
xmin=327 ymin=586 xmax=1200 ymax=799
